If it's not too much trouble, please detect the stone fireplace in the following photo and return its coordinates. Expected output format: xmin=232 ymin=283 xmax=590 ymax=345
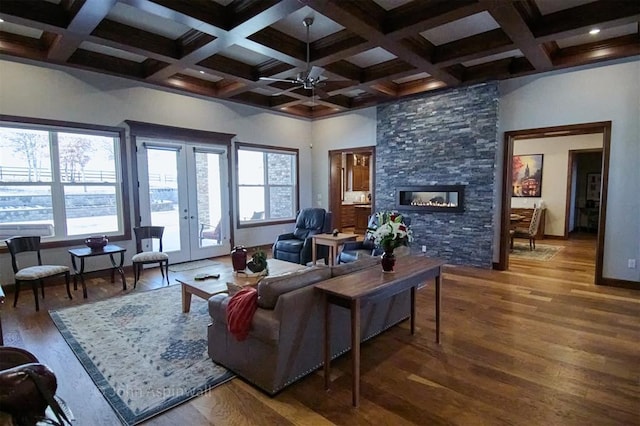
xmin=376 ymin=82 xmax=499 ymax=268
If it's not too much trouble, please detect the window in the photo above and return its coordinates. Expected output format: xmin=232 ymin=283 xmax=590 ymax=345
xmin=236 ymin=143 xmax=298 ymax=227
xmin=0 ymin=117 xmax=128 ymax=244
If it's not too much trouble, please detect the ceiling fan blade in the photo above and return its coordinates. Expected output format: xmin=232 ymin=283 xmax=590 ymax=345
xmin=307 ymin=66 xmax=324 ymax=81
xmin=259 ymin=77 xmax=298 ymax=83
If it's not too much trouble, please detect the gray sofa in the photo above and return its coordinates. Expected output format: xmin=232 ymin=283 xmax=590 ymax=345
xmin=207 ymin=256 xmax=410 ymax=395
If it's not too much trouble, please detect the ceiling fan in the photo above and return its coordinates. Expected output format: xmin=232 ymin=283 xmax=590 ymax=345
xmin=260 ymin=17 xmax=325 ymax=93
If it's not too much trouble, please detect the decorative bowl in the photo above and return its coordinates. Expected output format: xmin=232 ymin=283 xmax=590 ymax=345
xmin=85 ymin=235 xmax=108 ymax=250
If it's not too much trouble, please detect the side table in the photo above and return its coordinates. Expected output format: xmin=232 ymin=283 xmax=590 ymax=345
xmin=68 ymin=244 xmax=127 ymax=298
xmin=311 ymin=233 xmax=358 ymax=266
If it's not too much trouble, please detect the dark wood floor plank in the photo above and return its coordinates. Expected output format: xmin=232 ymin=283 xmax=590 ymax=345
xmin=1 ymin=234 xmax=638 ymax=425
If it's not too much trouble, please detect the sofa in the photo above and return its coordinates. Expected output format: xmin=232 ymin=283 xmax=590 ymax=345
xmin=207 ymin=256 xmax=410 ymax=395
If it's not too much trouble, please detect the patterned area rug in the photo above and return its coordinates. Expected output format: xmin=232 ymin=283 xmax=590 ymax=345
xmin=49 ymin=284 xmax=234 ymax=425
xmin=510 ymin=242 xmax=563 ymax=261
xmin=168 ymin=259 xmax=220 ymax=272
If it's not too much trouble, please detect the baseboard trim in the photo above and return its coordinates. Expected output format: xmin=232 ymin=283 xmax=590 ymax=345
xmin=598 ymin=277 xmax=639 ymax=289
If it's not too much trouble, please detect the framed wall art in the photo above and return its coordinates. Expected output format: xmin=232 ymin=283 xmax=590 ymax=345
xmin=512 ymin=154 xmax=543 ymax=197
xmin=586 ymin=172 xmax=601 ymax=202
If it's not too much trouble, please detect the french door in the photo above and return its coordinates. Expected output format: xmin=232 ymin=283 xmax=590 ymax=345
xmin=137 ymin=139 xmax=230 ymax=263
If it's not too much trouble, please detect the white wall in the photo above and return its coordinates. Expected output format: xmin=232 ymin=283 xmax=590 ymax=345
xmin=0 ymin=60 xmax=311 ymax=282
xmin=498 ymin=58 xmax=640 ymax=282
xmin=512 ymin=134 xmax=603 ymax=236
xmin=311 ymin=108 xmax=377 ymax=210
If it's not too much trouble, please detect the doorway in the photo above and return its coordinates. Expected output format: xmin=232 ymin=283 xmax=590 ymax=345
xmin=568 ymin=150 xmax=603 ymax=235
xmin=136 ymin=140 xmax=231 ymax=263
xmin=498 ymin=121 xmax=611 ymax=284
xmin=328 ymin=147 xmax=375 ymax=233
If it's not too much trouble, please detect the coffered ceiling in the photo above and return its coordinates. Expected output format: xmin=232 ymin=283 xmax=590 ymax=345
xmin=1 ymin=0 xmax=638 ymax=119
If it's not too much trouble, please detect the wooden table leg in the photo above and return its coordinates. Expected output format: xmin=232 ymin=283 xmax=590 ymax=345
xmin=182 ymin=285 xmax=192 ymax=313
xmin=351 ymin=298 xmax=361 ymax=407
xmin=435 ymin=270 xmax=441 ymax=344
xmin=312 ymin=240 xmax=317 ymax=265
xmin=410 ymin=285 xmax=416 ymax=335
xmin=323 ymin=294 xmax=331 ymax=390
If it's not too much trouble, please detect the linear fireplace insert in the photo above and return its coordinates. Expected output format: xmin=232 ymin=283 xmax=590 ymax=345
xmin=396 ymin=185 xmax=465 ymax=212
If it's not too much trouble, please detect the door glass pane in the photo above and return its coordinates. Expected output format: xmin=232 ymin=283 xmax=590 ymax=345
xmin=146 ymin=148 xmax=179 ymax=252
xmin=195 ymin=151 xmax=223 ymax=248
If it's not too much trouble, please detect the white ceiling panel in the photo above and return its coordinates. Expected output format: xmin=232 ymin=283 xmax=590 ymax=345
xmin=535 ymin=0 xmax=596 ymax=16
xmin=556 ymin=22 xmax=638 ymax=49
xmin=108 ymin=2 xmax=191 ymax=40
xmin=271 ymin=7 xmax=344 ymax=42
xmin=420 ymin=12 xmax=500 ymax=46
xmin=220 ymin=44 xmax=271 ymax=66
xmin=463 ymin=49 xmax=524 ymax=68
xmin=372 ymin=0 xmax=413 ymax=11
xmin=79 ymin=41 xmax=147 ymax=63
xmin=0 ymin=21 xmax=43 ymax=39
xmin=346 ymin=47 xmax=396 ymax=68
xmin=393 ymin=72 xmax=431 ymax=84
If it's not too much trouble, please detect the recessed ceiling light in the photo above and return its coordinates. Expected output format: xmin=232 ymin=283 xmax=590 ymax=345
xmin=589 ymin=28 xmax=601 ymax=35
xmin=0 ymin=18 xmax=5 ymax=23
xmin=199 ymin=70 xmax=205 ymax=74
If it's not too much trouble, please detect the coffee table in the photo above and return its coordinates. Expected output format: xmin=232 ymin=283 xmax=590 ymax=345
xmin=177 ymin=258 xmax=307 ymax=313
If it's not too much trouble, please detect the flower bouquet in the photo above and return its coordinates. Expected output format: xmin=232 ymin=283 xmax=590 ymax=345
xmin=368 ymin=211 xmax=413 ymax=272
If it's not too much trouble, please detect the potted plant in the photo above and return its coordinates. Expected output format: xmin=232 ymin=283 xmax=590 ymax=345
xmin=246 ymin=249 xmax=268 ymax=275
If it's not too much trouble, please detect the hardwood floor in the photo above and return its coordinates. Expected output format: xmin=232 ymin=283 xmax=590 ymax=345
xmin=1 ymin=236 xmax=638 ymax=425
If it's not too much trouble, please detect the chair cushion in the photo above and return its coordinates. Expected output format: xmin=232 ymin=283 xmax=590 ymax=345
xmin=257 ymin=266 xmax=331 ymax=309
xmin=15 ymin=265 xmax=69 ymax=280
xmin=274 ymin=239 xmax=304 ymax=253
xmin=132 ymin=252 xmax=169 ymax=262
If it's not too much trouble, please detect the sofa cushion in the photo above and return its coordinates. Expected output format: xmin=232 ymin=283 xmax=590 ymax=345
xmin=257 ymin=266 xmax=331 ymax=309
xmin=330 ymin=256 xmax=380 ymax=277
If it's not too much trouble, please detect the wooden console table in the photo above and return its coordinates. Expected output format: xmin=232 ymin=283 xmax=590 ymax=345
xmin=316 ymin=255 xmax=446 ymax=407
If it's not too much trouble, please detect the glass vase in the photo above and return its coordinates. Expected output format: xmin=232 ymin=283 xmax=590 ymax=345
xmin=381 ymin=250 xmax=396 ymax=273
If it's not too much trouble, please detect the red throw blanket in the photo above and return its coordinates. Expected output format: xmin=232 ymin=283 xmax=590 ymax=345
xmin=226 ymin=287 xmax=258 ymax=341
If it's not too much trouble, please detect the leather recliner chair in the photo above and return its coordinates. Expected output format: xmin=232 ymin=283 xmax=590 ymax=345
xmin=272 ymin=208 xmax=332 ymax=265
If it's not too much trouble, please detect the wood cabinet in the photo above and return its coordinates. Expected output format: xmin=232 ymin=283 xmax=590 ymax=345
xmin=511 ymin=208 xmax=546 ymax=239
xmin=341 ymin=204 xmax=355 ymax=228
xmin=346 ymin=154 xmax=370 ymax=191
xmin=354 ymin=206 xmax=371 ymax=234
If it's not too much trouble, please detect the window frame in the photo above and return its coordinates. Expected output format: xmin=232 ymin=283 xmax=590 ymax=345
xmin=0 ymin=115 xmax=130 ymax=251
xmin=235 ymin=142 xmax=299 ymax=229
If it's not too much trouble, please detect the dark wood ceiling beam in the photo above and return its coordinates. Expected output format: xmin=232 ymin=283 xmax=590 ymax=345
xmin=482 ymin=0 xmax=552 ymax=71
xmin=396 ymin=76 xmax=447 ymax=97
xmin=304 ymin=0 xmax=459 ymax=86
xmin=364 ymin=58 xmax=415 ymax=82
xmin=0 ymin=1 xmax=69 ymax=28
xmin=92 ymin=19 xmax=180 ymax=59
xmin=145 ymin=0 xmax=303 ymax=82
xmin=552 ymin=34 xmax=640 ymax=67
xmin=532 ymin=1 xmax=640 ymax=42
xmin=0 ymin=31 xmax=47 ymax=59
xmin=47 ymin=0 xmax=117 ymax=62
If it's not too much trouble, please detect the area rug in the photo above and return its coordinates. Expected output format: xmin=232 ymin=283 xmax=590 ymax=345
xmin=168 ymin=259 xmax=220 ymax=272
xmin=510 ymin=242 xmax=563 ymax=261
xmin=49 ymin=284 xmax=235 ymax=425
